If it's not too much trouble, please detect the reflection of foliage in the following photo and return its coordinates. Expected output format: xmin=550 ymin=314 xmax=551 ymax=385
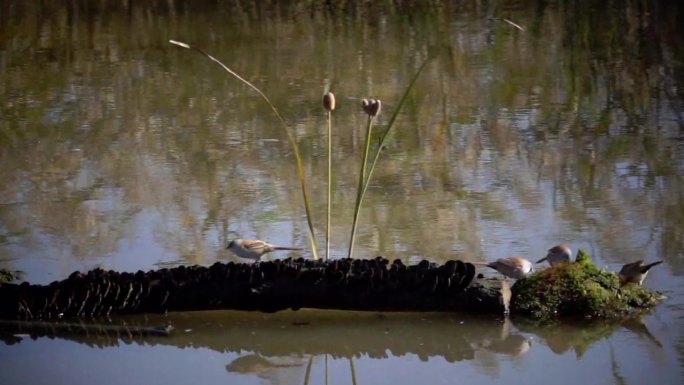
xmin=515 ymin=317 xmax=619 ymax=359
xmin=0 ymin=0 xmax=682 ymax=268
xmin=512 ymin=250 xmax=663 ymax=321
xmin=0 ymin=227 xmax=30 ymax=248
xmin=0 ymin=269 xmax=22 ymax=284
xmin=662 ymin=191 xmax=684 ymax=276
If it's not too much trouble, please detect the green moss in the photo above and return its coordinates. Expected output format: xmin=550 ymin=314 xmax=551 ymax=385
xmin=0 ymin=269 xmax=22 ymax=284
xmin=511 ymin=249 xmax=664 ymax=321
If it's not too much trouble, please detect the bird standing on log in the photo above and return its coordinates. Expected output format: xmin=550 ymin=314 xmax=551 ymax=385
xmin=226 ymin=239 xmax=303 ymax=261
xmin=485 ymin=257 xmax=534 ymax=280
xmin=618 ymin=260 xmax=663 ymax=286
xmin=536 ymin=244 xmax=573 ymax=267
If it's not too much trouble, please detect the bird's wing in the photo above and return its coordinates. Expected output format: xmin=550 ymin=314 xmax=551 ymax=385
xmin=243 ymin=240 xmax=268 ymax=250
xmin=548 ymin=245 xmax=571 ymax=256
xmin=498 ymin=258 xmax=523 ymax=269
xmin=548 ymin=245 xmax=562 ymax=253
xmin=619 ymin=260 xmax=643 ymax=274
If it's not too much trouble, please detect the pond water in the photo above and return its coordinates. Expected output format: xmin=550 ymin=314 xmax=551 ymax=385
xmin=1 ymin=1 xmax=683 ymax=384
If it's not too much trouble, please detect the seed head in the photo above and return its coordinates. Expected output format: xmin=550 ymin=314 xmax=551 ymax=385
xmin=361 ymin=98 xmax=371 ymax=114
xmin=361 ymin=98 xmax=381 ymax=117
xmin=369 ymin=99 xmax=381 ymax=117
xmin=323 ymin=92 xmax=336 ymax=112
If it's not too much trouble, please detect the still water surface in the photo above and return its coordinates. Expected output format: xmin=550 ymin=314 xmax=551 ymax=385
xmin=1 ymin=1 xmax=683 ymax=384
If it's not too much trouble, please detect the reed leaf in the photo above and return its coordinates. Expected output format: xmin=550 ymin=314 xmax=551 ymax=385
xmin=347 ymin=57 xmax=432 ymax=259
xmin=347 ymin=112 xmax=375 ymax=258
xmin=169 ymin=40 xmax=320 ymax=260
xmin=359 ymin=58 xmax=431 ymax=207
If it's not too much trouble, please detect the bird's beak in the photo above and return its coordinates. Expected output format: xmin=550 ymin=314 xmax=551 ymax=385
xmin=535 ymin=256 xmax=547 ymax=264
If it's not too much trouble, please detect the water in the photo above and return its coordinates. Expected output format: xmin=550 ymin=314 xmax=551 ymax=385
xmin=1 ymin=1 xmax=683 ymax=384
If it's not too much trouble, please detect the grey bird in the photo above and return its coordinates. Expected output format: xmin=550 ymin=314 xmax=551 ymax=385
xmin=226 ymin=239 xmax=303 ymax=261
xmin=485 ymin=257 xmax=535 ymax=280
xmin=618 ymin=260 xmax=663 ymax=286
xmin=536 ymin=244 xmax=573 ymax=267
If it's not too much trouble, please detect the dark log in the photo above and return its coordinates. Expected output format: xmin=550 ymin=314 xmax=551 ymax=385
xmin=0 ymin=257 xmax=509 ymax=320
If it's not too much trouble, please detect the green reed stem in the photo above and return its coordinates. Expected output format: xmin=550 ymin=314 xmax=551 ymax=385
xmin=347 ymin=114 xmax=374 ymax=259
xmin=358 ymin=58 xmax=431 ymax=214
xmin=347 ymin=56 xmax=431 ymax=259
xmin=350 ymin=357 xmax=358 ymax=385
xmin=303 ymin=355 xmax=314 ymax=385
xmin=169 ymin=40 xmax=320 ymax=260
xmin=326 ymin=110 xmax=332 ymax=261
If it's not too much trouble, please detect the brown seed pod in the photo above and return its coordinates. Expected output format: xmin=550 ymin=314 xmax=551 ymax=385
xmin=323 ymin=92 xmax=336 ymax=111
xmin=361 ymin=98 xmax=371 ymax=114
xmin=369 ymin=99 xmax=381 ymax=117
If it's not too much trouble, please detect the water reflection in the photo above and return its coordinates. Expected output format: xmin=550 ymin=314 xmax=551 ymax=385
xmin=1 ymin=0 xmax=683 ymax=278
xmin=0 ymin=309 xmax=670 ymax=385
xmin=225 ymin=354 xmax=308 ymax=375
xmin=0 ymin=311 xmax=532 ymax=362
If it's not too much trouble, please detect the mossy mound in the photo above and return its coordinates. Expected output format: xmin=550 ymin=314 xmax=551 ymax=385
xmin=511 ymin=250 xmax=664 ymax=321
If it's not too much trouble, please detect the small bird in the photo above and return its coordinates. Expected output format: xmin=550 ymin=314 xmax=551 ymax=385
xmin=485 ymin=257 xmax=534 ymax=280
xmin=226 ymin=239 xmax=303 ymax=261
xmin=618 ymin=260 xmax=663 ymax=286
xmin=536 ymin=244 xmax=573 ymax=266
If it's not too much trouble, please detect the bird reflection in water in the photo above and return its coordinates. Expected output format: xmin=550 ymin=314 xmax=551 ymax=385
xmin=226 ymin=354 xmax=309 ymax=384
xmin=223 ymin=316 xmax=534 ymax=384
xmin=466 ymin=317 xmax=533 ymax=367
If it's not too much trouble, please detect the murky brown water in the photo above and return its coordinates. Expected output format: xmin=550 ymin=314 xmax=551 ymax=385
xmin=1 ymin=1 xmax=683 ymax=384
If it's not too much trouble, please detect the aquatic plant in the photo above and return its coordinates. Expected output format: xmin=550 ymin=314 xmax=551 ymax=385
xmin=323 ymin=92 xmax=335 ymax=261
xmin=347 ymin=58 xmax=431 ymax=258
xmin=347 ymin=99 xmax=380 ymax=259
xmin=170 ymin=40 xmax=320 ymax=260
xmin=170 ymin=40 xmax=433 ymax=261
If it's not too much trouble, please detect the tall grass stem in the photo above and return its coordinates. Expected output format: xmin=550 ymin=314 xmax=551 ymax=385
xmin=323 ymin=91 xmax=335 ymax=261
xmin=358 ymin=58 xmax=431 ymax=214
xmin=326 ymin=110 xmax=332 ymax=261
xmin=347 ymin=57 xmax=431 ymax=259
xmin=347 ymin=114 xmax=374 ymax=258
xmin=169 ymin=40 xmax=320 ymax=260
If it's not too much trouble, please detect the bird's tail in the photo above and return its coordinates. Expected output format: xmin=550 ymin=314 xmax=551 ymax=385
xmin=471 ymin=261 xmax=493 ymax=268
xmin=273 ymin=246 xmax=304 ymax=251
xmin=642 ymin=260 xmax=663 ymax=272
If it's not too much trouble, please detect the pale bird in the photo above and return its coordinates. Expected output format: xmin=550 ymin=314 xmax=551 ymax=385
xmin=618 ymin=260 xmax=663 ymax=286
xmin=536 ymin=244 xmax=573 ymax=266
xmin=486 ymin=257 xmax=534 ymax=280
xmin=226 ymin=239 xmax=303 ymax=261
